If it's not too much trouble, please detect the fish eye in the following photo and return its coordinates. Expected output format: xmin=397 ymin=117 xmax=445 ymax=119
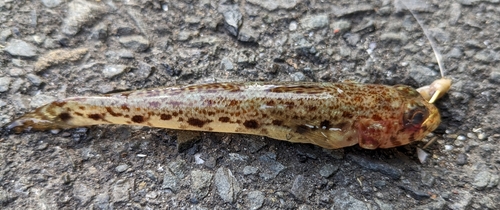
xmin=411 ymin=111 xmax=425 ymax=125
xmin=404 ymin=105 xmax=429 ymax=129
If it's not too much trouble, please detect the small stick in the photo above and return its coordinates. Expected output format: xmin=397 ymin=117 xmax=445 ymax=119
xmin=404 ymin=3 xmax=453 ymax=104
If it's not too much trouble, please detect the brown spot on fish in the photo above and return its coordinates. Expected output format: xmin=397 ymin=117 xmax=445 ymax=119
xmin=390 ymin=136 xmax=402 ymax=146
xmin=243 ymin=120 xmax=259 ymax=129
xmin=229 ymin=100 xmax=239 ymax=106
xmin=74 ymin=112 xmax=84 ymax=116
xmin=106 ymin=107 xmax=122 ymax=117
xmin=121 ymin=104 xmax=130 ymax=111
xmin=172 ymin=112 xmax=179 ymax=117
xmin=372 ymin=114 xmax=382 ymax=121
xmin=346 ymin=136 xmax=354 ymax=142
xmin=187 ymin=118 xmax=211 ymax=127
xmin=79 ymin=106 xmax=86 ymax=110
xmin=204 ymin=99 xmax=215 ymax=106
xmin=260 ymin=128 xmax=269 ymax=135
xmin=224 ymin=83 xmax=242 ymax=92
xmin=229 ymin=88 xmax=242 ymax=92
xmin=272 ymin=120 xmax=283 ymax=126
xmin=178 ymin=117 xmax=184 ymax=122
xmin=268 ymin=85 xmax=320 ymax=94
xmin=131 ymin=115 xmax=145 ymax=123
xmin=268 ymin=87 xmax=283 ymax=93
xmin=342 ymin=112 xmax=353 ymax=118
xmin=296 ymin=125 xmax=309 ymax=134
xmin=160 ymin=114 xmax=172 ymax=120
xmin=307 ymin=91 xmax=322 ymax=94
xmin=219 ymin=117 xmax=230 ymax=123
xmin=58 ymin=112 xmax=72 ymax=122
xmin=88 ymin=114 xmax=103 ymax=121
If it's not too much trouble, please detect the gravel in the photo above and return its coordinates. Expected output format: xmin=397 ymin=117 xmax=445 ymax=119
xmin=0 ymin=77 xmax=12 ymax=92
xmin=246 ymin=191 xmax=265 ymax=210
xmin=118 ymin=36 xmax=150 ymax=52
xmin=214 ymin=167 xmax=240 ymax=203
xmin=190 ymin=170 xmax=213 ymax=201
xmin=4 ymin=39 xmax=37 ymax=57
xmin=1 ymin=0 xmax=499 ymax=209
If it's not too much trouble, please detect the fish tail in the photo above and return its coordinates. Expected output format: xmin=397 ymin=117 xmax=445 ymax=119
xmin=5 ymin=101 xmax=81 ymax=133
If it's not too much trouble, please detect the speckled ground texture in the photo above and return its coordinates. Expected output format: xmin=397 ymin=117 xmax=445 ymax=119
xmin=0 ymin=0 xmax=499 ymax=209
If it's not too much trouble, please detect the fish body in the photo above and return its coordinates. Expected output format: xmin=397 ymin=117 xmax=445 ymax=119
xmin=6 ymin=82 xmax=440 ymax=149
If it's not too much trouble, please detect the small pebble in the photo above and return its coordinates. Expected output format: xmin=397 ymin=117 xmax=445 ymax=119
xmin=444 ymin=145 xmax=454 ymax=151
xmin=102 ymin=65 xmax=128 ymax=78
xmin=0 ymin=77 xmax=12 ymax=92
xmin=456 ymin=153 xmax=468 ymax=165
xmin=36 ymin=143 xmax=49 ymax=151
xmin=299 ymin=14 xmax=329 ymax=30
xmin=319 ymin=164 xmax=339 ymax=178
xmin=8 ymin=68 xmax=25 ymax=77
xmin=223 ymin=9 xmax=242 ymax=37
xmin=290 ymin=72 xmax=306 ymax=81
xmin=118 ymin=35 xmax=150 ymax=52
xmin=194 ymin=153 xmax=205 ymax=164
xmin=4 ymin=39 xmax=38 ymax=57
xmin=247 ymin=191 xmax=265 ymax=210
xmin=289 ymin=21 xmax=298 ymax=31
xmin=243 ymin=166 xmax=258 ymax=175
xmin=466 ymin=133 xmax=477 ymax=139
xmin=228 ymin=153 xmax=248 ymax=161
xmin=115 ymin=164 xmax=129 ymax=173
xmin=26 ymin=74 xmax=43 ymax=86
xmin=41 ymin=0 xmax=63 ymax=8
xmin=221 ymin=57 xmax=234 ymax=71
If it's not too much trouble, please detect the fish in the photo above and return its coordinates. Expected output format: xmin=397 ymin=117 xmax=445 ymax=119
xmin=5 ymin=82 xmax=441 ymax=149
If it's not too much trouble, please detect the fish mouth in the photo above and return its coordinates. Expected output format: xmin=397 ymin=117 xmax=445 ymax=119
xmin=421 ymin=104 xmax=441 ymax=135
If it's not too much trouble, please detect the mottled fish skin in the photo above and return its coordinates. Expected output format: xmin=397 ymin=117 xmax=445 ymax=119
xmin=6 ymin=82 xmax=440 ymax=149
